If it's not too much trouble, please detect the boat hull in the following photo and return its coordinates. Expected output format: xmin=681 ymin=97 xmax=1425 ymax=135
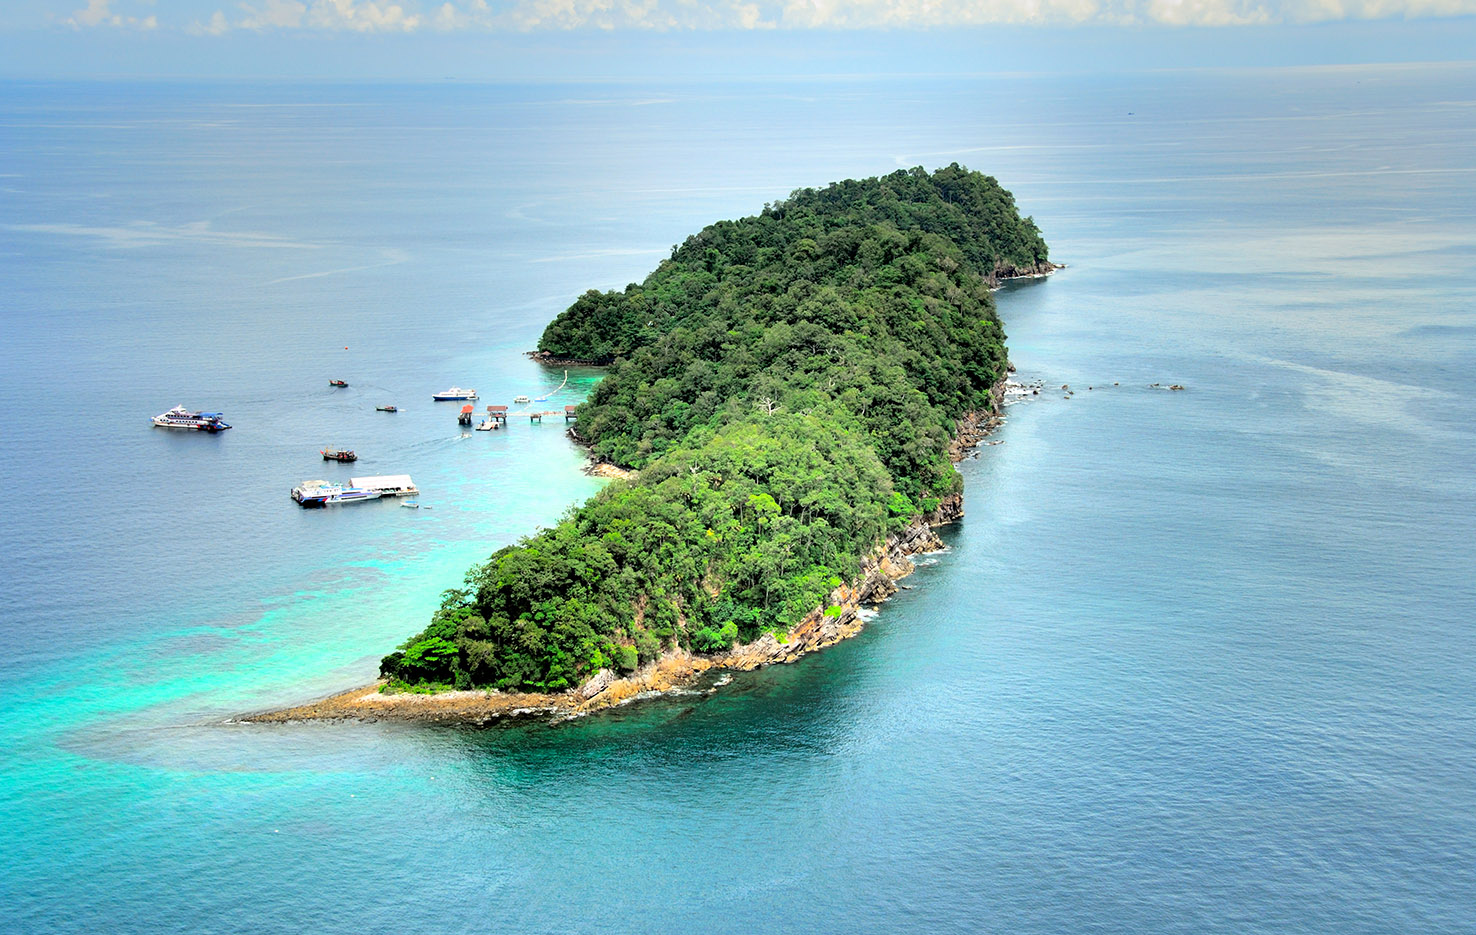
xmin=292 ymin=474 xmax=413 ymax=507
xmin=292 ymin=489 xmax=381 ymax=507
xmin=152 ymin=420 xmax=231 ymax=432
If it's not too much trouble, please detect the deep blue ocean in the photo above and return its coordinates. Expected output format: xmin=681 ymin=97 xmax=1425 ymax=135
xmin=2 ymin=66 xmax=1474 ymax=933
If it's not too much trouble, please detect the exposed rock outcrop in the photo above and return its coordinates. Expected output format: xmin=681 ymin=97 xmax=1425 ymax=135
xmin=583 ymin=460 xmax=637 ymax=480
xmin=580 ymin=668 xmax=615 ymax=699
xmin=990 ymin=260 xmax=1063 ymax=285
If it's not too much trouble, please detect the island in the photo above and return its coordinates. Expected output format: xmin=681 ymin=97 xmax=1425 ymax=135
xmin=245 ymin=164 xmax=1054 ymax=724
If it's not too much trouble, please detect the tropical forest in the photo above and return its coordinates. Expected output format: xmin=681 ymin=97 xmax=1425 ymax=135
xmin=380 ymin=164 xmax=1051 ymax=692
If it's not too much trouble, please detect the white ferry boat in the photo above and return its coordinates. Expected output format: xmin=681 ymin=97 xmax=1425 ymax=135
xmin=432 ymin=387 xmax=477 ymax=401
xmin=291 ymin=474 xmax=418 ymax=508
xmin=291 ymin=480 xmax=380 ymax=507
xmin=152 ymin=405 xmax=231 ymax=432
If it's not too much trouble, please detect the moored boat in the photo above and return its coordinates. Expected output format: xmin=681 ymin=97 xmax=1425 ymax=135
xmin=292 ymin=474 xmax=415 ymax=507
xmin=291 ymin=480 xmax=380 ymax=507
xmin=513 ymin=394 xmax=531 ymax=404
xmin=433 ymin=387 xmax=477 ymax=401
xmin=152 ymin=406 xmax=231 ymax=432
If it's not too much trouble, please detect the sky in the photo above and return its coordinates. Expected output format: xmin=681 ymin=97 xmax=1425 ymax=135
xmin=0 ymin=0 xmax=1474 ymax=78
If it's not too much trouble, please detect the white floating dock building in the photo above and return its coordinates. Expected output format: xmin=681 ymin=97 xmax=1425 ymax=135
xmin=350 ymin=474 xmax=419 ymax=497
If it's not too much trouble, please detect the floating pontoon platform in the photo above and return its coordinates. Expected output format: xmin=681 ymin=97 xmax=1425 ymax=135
xmin=350 ymin=474 xmax=419 ymax=497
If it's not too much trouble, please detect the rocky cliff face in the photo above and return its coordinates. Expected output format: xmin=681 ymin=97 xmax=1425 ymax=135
xmin=946 ymin=376 xmax=1008 ymax=462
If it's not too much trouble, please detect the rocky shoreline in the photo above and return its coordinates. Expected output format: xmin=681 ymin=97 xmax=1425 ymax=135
xmin=992 ymin=260 xmax=1063 ymax=287
xmin=237 ymin=507 xmax=958 ymax=726
xmin=526 ymin=349 xmax=609 ymax=367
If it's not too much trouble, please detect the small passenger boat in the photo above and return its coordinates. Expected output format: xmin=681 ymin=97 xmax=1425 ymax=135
xmin=376 ymin=405 xmax=398 ymax=412
xmin=321 ymin=447 xmax=357 ymax=462
xmin=513 ymin=394 xmax=532 ymax=404
xmin=329 ymin=379 xmax=348 ymax=387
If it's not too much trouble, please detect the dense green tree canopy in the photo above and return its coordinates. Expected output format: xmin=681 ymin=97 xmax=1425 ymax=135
xmin=382 ymin=165 xmax=1048 ymax=692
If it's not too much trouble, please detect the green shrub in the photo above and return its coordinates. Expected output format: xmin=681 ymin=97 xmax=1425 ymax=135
xmin=691 ymin=622 xmax=739 ymax=654
xmin=634 ymin=628 xmax=662 ymax=665
xmin=614 ymin=644 xmax=639 ymax=672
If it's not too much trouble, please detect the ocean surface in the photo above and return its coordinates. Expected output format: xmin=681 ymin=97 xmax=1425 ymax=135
xmin=2 ymin=66 xmax=1474 ymax=933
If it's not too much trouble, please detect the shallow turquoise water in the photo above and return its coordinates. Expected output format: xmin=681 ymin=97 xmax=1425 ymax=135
xmin=1 ymin=68 xmax=1473 ymax=932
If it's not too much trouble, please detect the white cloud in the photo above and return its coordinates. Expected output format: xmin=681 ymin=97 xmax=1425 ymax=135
xmin=69 ymin=0 xmax=112 ymax=26
xmin=777 ymin=0 xmax=1476 ymax=25
xmin=431 ymin=1 xmax=467 ymax=29
xmin=66 ymin=0 xmax=159 ymax=29
xmin=181 ymin=0 xmax=1476 ymax=33
xmin=1141 ymin=0 xmax=1275 ymax=25
xmin=238 ymin=0 xmax=306 ymax=29
xmin=307 ymin=0 xmax=422 ymax=30
xmin=189 ymin=9 xmax=232 ymax=33
xmin=196 ymin=0 xmax=422 ymax=32
xmin=734 ymin=3 xmax=779 ymax=28
xmin=1285 ymin=0 xmax=1476 ymax=14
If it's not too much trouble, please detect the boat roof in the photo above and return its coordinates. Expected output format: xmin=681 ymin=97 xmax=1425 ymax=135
xmin=351 ymin=474 xmax=414 ymax=488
